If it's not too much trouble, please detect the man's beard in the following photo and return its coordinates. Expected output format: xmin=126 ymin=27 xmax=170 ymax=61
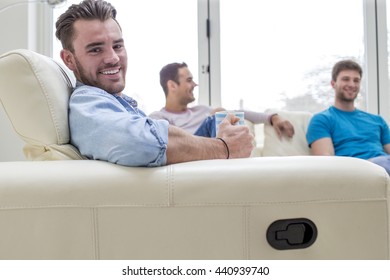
xmin=337 ymin=90 xmax=358 ymax=102
xmin=74 ymin=57 xmax=125 ymax=94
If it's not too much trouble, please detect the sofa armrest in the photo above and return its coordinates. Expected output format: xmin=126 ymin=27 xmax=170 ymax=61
xmin=0 ymin=157 xmax=388 ymax=259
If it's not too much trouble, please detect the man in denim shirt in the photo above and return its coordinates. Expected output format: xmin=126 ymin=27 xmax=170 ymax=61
xmin=55 ymin=0 xmax=253 ymax=167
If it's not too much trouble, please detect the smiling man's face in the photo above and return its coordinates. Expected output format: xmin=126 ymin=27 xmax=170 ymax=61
xmin=61 ymin=18 xmax=127 ymax=94
xmin=332 ymin=69 xmax=361 ymax=103
xmin=175 ymin=67 xmax=198 ymax=105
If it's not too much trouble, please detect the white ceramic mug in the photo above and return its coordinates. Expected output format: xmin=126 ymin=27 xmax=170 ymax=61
xmin=215 ymin=111 xmax=245 ymax=134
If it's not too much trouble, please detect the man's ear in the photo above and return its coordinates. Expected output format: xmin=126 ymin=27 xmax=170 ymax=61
xmin=330 ymin=80 xmax=335 ymax=89
xmin=167 ymin=80 xmax=178 ymax=92
xmin=60 ymin=49 xmax=76 ymax=71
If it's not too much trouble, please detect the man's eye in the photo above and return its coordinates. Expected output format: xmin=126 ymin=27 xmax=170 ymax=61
xmin=88 ymin=49 xmax=100 ymax=54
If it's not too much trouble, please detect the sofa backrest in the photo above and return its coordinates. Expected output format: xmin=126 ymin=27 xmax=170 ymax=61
xmin=0 ymin=49 xmax=84 ymax=160
xmin=262 ymin=110 xmax=313 ymax=156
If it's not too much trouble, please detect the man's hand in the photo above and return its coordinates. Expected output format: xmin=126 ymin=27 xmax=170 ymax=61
xmin=216 ymin=114 xmax=254 ymax=158
xmin=271 ymin=114 xmax=295 ymax=138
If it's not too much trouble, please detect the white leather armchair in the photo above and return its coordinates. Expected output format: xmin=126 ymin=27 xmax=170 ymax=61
xmin=0 ymin=49 xmax=389 ymax=259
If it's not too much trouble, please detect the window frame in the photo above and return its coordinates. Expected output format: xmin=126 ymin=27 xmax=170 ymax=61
xmin=364 ymin=0 xmax=389 ymax=121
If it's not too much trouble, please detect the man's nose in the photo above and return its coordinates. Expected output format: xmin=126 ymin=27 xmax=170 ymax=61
xmin=104 ymin=49 xmax=120 ymax=64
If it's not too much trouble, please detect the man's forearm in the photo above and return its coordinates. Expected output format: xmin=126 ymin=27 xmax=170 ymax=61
xmin=242 ymin=110 xmax=270 ymax=124
xmin=166 ymin=126 xmax=227 ymax=164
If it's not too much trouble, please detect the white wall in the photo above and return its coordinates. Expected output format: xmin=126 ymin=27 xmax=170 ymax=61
xmin=0 ymin=1 xmax=30 ymax=54
xmin=0 ymin=1 xmax=29 ymax=161
xmin=0 ymin=0 xmax=44 ymax=161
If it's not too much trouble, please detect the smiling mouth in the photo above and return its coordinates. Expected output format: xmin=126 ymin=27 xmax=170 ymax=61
xmin=99 ymin=68 xmax=120 ymax=75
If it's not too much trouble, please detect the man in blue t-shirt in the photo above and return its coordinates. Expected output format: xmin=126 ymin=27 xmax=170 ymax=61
xmin=306 ymin=59 xmax=390 ymax=174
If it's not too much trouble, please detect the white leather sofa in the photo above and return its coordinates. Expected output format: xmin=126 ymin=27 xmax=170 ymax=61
xmin=0 ymin=49 xmax=389 ymax=260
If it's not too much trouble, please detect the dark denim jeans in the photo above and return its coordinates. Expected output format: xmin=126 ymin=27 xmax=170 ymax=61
xmin=194 ymin=115 xmax=216 ymax=138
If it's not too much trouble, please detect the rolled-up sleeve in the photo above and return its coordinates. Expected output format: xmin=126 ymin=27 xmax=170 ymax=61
xmin=69 ymin=87 xmax=169 ymax=167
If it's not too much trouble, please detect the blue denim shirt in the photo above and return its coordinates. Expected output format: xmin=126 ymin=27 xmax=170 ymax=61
xmin=69 ymin=83 xmax=169 ymax=167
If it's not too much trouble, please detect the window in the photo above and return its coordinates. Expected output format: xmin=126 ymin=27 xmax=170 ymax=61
xmin=219 ymin=0 xmax=366 ymax=113
xmin=386 ymin=0 xmax=390 ymax=83
xmin=52 ymin=0 xmax=389 ymax=119
xmin=388 ymin=1 xmax=390 ymax=82
xmin=52 ymin=0 xmax=199 ymax=114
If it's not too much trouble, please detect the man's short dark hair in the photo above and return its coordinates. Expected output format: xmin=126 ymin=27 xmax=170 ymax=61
xmin=159 ymin=62 xmax=188 ymax=96
xmin=55 ymin=0 xmax=119 ymax=52
xmin=332 ymin=59 xmax=362 ymax=82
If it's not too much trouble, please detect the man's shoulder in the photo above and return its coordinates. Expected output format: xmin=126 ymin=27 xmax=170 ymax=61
xmin=74 ymin=83 xmax=104 ymax=94
xmin=356 ymin=109 xmax=388 ymax=124
xmin=311 ymin=107 xmax=333 ymax=121
xmin=72 ymin=83 xmax=100 ymax=95
xmin=188 ymin=105 xmax=212 ymax=113
xmin=356 ymin=108 xmax=380 ymax=118
xmin=149 ymin=109 xmax=166 ymax=119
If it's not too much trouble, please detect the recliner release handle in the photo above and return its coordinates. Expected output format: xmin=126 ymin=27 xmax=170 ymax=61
xmin=267 ymin=218 xmax=317 ymax=250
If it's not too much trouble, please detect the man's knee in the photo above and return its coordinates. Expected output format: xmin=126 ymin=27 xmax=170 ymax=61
xmin=369 ymin=155 xmax=390 ymax=174
xmin=194 ymin=115 xmax=216 ymax=137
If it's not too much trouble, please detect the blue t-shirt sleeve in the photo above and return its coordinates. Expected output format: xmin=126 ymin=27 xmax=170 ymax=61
xmin=379 ymin=116 xmax=390 ymax=146
xmin=306 ymin=113 xmax=332 ymax=147
xmin=69 ymin=88 xmax=169 ymax=167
